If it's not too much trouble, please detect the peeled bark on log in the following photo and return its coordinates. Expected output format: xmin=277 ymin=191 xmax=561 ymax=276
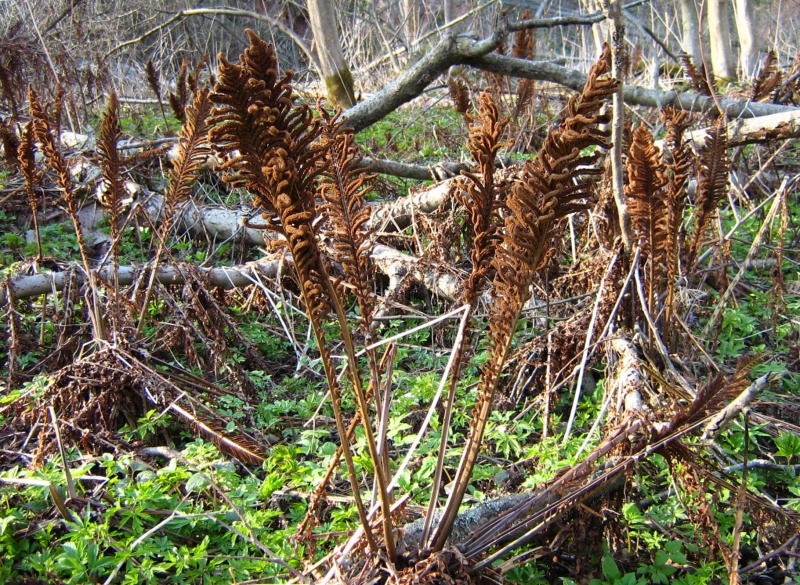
xmin=466 ymin=53 xmax=794 ymax=118
xmin=368 ymin=179 xmax=454 ymax=231
xmin=1 ymin=246 xmax=464 ymax=305
xmin=682 ymin=109 xmax=800 ymax=149
xmin=0 ymin=261 xmax=281 ymax=306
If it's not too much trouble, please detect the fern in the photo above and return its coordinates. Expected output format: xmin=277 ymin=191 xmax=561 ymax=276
xmin=17 ymin=122 xmax=43 ymax=259
xmin=660 ymin=106 xmax=692 ymax=343
xmin=751 ymin=51 xmax=782 ymax=102
xmin=686 ymin=117 xmax=729 ymax=269
xmin=430 ymin=44 xmax=618 ymax=552
xmin=625 ymin=124 xmax=668 ymax=309
xmin=169 ymin=58 xmax=190 ymax=122
xmin=209 ymin=30 xmax=395 ymax=557
xmin=97 ymin=89 xmax=124 ymax=275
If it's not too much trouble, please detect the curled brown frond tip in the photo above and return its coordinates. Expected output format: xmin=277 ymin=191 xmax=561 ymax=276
xmin=448 ymin=75 xmax=470 ymax=116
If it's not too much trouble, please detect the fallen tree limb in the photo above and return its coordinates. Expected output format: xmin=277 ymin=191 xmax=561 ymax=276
xmin=701 ymin=372 xmax=780 ymax=441
xmin=0 ymin=261 xmax=280 ymax=305
xmin=343 ymin=28 xmax=796 ymax=133
xmin=683 ymin=109 xmax=800 ymax=148
xmin=467 ymin=53 xmax=796 ymax=119
xmin=1 ymin=244 xmax=463 ymax=305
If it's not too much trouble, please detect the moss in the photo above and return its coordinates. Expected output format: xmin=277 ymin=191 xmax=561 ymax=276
xmin=324 ymin=67 xmax=356 ymax=109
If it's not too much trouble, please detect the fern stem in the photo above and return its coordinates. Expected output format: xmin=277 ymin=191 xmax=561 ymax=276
xmin=316 ymin=256 xmax=396 ymax=561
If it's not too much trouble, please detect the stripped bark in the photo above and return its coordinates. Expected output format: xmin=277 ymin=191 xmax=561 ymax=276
xmin=0 ymin=244 xmax=463 ymax=305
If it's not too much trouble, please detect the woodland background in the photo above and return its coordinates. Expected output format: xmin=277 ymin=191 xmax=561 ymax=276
xmin=1 ymin=0 xmax=800 ymax=584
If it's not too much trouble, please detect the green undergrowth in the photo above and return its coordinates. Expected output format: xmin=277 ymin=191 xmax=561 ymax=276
xmin=3 ymin=311 xmax=800 ymax=583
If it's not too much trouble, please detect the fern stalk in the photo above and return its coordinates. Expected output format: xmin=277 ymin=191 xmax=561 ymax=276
xmin=431 ymin=49 xmax=617 ymax=550
xmin=136 ymin=86 xmax=212 ymax=332
xmin=29 ymin=87 xmax=106 ymax=340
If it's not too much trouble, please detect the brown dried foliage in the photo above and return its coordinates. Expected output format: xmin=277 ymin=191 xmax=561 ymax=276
xmin=209 ymin=30 xmax=387 ymax=553
xmin=317 ymin=107 xmax=377 ymax=333
xmin=681 ymin=55 xmax=712 ymax=96
xmin=18 ymin=122 xmax=43 ymax=259
xmin=431 ymin=44 xmax=618 ymax=551
xmin=625 ymin=125 xmax=668 ymax=307
xmin=146 ymin=59 xmax=162 ymax=100
xmin=98 ymin=89 xmax=124 ymax=268
xmin=170 ymin=58 xmax=190 ymax=122
xmin=459 ymin=90 xmax=509 ymax=299
xmin=448 ymin=75 xmax=470 ymax=117
xmin=660 ymin=106 xmax=692 ymax=340
xmin=166 ymin=86 xmax=212 ymax=213
xmin=751 ymin=51 xmax=782 ymax=102
xmin=686 ymin=116 xmax=729 ymax=269
xmin=208 ymin=30 xmax=329 ymax=324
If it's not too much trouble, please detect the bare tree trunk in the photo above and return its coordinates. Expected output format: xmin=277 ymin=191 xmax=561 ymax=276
xmin=679 ymin=0 xmax=703 ymax=66
xmin=403 ymin=0 xmax=420 ymax=52
xmin=583 ymin=0 xmax=608 ymax=57
xmin=707 ymin=0 xmax=736 ymax=80
xmin=307 ymin=0 xmax=357 ymax=108
xmin=733 ymin=0 xmax=758 ymax=79
xmin=606 ymin=0 xmax=634 ymax=252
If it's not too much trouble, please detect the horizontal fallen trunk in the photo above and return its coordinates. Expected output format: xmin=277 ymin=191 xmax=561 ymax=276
xmin=684 ymin=108 xmax=800 ymax=148
xmin=1 ymin=244 xmax=462 ymax=305
xmin=0 ymin=261 xmax=280 ymax=305
xmin=467 ymin=53 xmax=795 ymax=119
xmin=342 ymin=29 xmax=796 ymax=133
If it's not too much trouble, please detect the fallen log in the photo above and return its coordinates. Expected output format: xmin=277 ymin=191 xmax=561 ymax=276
xmin=0 ymin=244 xmax=463 ymax=305
xmin=0 ymin=260 xmax=279 ymax=305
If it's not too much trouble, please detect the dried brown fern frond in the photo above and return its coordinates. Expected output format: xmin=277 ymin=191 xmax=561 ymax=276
xmin=166 ymin=86 xmax=212 ymax=213
xmin=169 ymin=58 xmax=190 ymax=123
xmin=316 ymin=106 xmax=377 ymax=333
xmin=136 ymin=87 xmax=212 ymax=332
xmin=660 ymin=107 xmax=692 ymax=342
xmin=209 ymin=30 xmax=389 ymax=555
xmin=751 ymin=51 xmax=782 ymax=102
xmin=419 ymin=90 xmax=511 ymax=548
xmin=681 ymin=55 xmax=712 ymax=95
xmin=29 ymin=88 xmax=78 ymax=216
xmin=430 ymin=44 xmax=618 ymax=552
xmin=625 ymin=125 xmax=668 ymax=308
xmin=18 ymin=122 xmax=43 ymax=259
xmin=188 ymin=54 xmax=209 ymax=95
xmin=146 ymin=59 xmax=170 ymax=128
xmin=98 ymin=89 xmax=124 ymax=272
xmin=170 ymin=403 xmax=266 ymax=466
xmin=30 ymin=87 xmax=104 ymax=337
xmin=513 ymin=11 xmax=535 ymax=60
xmin=686 ymin=116 xmax=729 ymax=269
xmin=53 ymin=84 xmax=66 ymax=138
xmin=459 ymin=90 xmax=509 ymax=299
xmin=777 ymin=52 xmax=800 ymax=104
xmin=448 ymin=75 xmax=470 ymax=117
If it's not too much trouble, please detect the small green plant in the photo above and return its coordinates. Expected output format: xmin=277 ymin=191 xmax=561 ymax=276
xmin=775 ymin=431 xmax=800 ymax=464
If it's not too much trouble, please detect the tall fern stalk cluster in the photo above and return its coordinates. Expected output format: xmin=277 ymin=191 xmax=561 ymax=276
xmin=204 ymin=31 xmax=623 ymax=571
xmin=14 ymin=26 xmax=779 ymax=584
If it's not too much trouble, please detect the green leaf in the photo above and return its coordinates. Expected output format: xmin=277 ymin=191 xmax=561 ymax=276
xmin=185 ymin=473 xmax=210 ymax=493
xmin=602 ymin=554 xmax=622 ymax=581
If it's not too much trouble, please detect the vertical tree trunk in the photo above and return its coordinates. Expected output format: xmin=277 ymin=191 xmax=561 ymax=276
xmin=403 ymin=0 xmax=420 ymax=52
xmin=585 ymin=0 xmax=608 ymax=58
xmin=606 ymin=0 xmax=634 ymax=252
xmin=679 ymin=0 xmax=703 ymax=66
xmin=707 ymin=0 xmax=736 ymax=80
xmin=733 ymin=0 xmax=758 ymax=79
xmin=307 ymin=0 xmax=357 ymax=108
